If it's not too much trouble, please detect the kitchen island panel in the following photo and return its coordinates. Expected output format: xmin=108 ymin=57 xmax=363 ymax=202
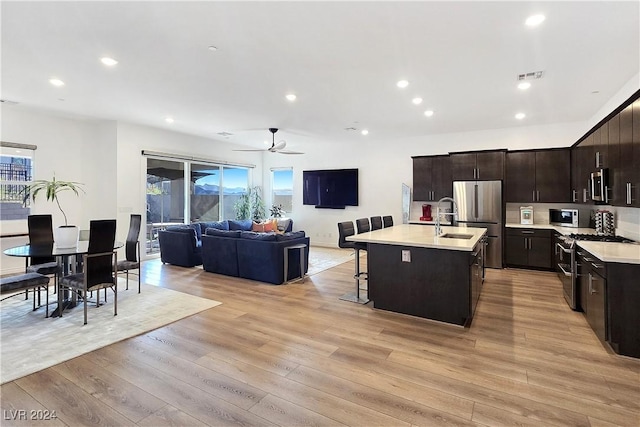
xmin=368 ymin=243 xmax=473 ymax=326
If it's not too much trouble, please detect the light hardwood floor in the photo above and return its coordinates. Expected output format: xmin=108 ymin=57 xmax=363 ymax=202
xmin=1 ymin=258 xmax=639 ymax=426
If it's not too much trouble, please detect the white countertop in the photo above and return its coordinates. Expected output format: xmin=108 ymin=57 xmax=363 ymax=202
xmin=576 ymin=241 xmax=640 ymax=265
xmin=346 ymin=224 xmax=486 ymax=251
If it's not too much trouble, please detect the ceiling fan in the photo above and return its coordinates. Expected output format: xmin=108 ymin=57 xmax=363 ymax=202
xmin=233 ymin=128 xmax=304 ymax=155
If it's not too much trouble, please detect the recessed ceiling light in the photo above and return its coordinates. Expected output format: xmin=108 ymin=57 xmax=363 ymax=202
xmin=518 ymin=82 xmax=531 ymax=90
xmin=49 ymin=78 xmax=65 ymax=87
xmin=525 ymin=14 xmax=545 ymax=27
xmin=165 ymin=117 xmax=174 ymax=123
xmin=100 ymin=57 xmax=118 ymax=66
xmin=285 ymin=94 xmax=297 ymax=101
xmin=424 ymin=110 xmax=434 ymax=117
xmin=515 ymin=113 xmax=526 ymax=120
xmin=361 ymin=129 xmax=369 ymax=136
xmin=208 ymin=45 xmax=218 ymax=51
xmin=396 ymin=80 xmax=409 ymax=89
xmin=412 ymin=97 xmax=423 ymax=105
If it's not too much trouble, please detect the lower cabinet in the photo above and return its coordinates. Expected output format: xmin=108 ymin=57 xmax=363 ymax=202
xmin=505 ymin=228 xmax=552 ymax=269
xmin=577 ymin=249 xmax=607 ymax=343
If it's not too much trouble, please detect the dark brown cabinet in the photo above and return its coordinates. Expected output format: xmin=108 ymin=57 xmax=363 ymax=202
xmin=412 ymin=155 xmax=452 ymax=201
xmin=505 ymin=228 xmax=552 ymax=270
xmin=571 ymin=92 xmax=640 ymax=207
xmin=577 ymin=249 xmax=607 ymax=342
xmin=505 ymin=149 xmax=570 ymax=203
xmin=450 ymin=150 xmax=505 ymax=181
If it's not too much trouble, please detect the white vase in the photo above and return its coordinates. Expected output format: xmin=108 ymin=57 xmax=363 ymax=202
xmin=55 ymin=225 xmax=78 ymax=248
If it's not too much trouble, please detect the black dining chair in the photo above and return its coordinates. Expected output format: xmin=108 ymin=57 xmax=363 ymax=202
xmin=355 ymin=218 xmax=371 ymax=234
xmin=59 ymin=219 xmax=117 ymax=325
xmin=117 ymin=214 xmax=142 ymax=293
xmin=370 ymin=216 xmax=383 ymax=231
xmin=337 ymin=221 xmax=369 ymax=304
xmin=383 ymin=215 xmax=394 ymax=228
xmin=26 ymin=214 xmax=61 ymax=302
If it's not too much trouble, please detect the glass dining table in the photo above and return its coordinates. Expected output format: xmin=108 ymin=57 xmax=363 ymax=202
xmin=4 ymin=241 xmax=123 ymax=317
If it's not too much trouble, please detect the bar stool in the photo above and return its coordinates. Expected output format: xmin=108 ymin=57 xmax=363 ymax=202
xmin=337 ymin=221 xmax=369 ymax=304
xmin=383 ymin=215 xmax=394 ymax=228
xmin=370 ymin=216 xmax=383 ymax=231
xmin=284 ymin=243 xmax=307 ymax=284
xmin=356 ymin=218 xmax=370 ymax=234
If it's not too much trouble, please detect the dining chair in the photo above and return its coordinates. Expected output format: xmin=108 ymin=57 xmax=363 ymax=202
xmin=59 ymin=219 xmax=117 ymax=325
xmin=117 ymin=214 xmax=142 ymax=293
xmin=26 ymin=214 xmax=61 ymax=301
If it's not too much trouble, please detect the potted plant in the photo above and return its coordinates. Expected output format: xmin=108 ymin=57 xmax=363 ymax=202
xmin=270 ymin=204 xmax=285 ymax=218
xmin=22 ymin=174 xmax=85 ymax=247
xmin=234 ymin=186 xmax=266 ymax=221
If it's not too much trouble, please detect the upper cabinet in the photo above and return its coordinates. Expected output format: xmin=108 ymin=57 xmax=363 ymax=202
xmin=412 ymin=155 xmax=452 ymax=201
xmin=571 ymin=93 xmax=640 ymax=207
xmin=450 ymin=150 xmax=505 ymax=181
xmin=506 ymin=149 xmax=571 ymax=203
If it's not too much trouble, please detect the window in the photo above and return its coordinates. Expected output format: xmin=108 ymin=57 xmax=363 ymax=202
xmin=0 ymin=145 xmax=34 ymax=221
xmin=143 ymin=152 xmax=252 ymax=255
xmin=271 ymin=168 xmax=293 ymax=214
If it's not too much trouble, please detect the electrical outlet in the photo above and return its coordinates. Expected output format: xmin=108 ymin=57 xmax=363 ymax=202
xmin=402 ymin=250 xmax=411 ymax=262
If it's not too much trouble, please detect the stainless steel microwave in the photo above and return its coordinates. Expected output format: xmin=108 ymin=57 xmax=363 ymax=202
xmin=549 ymin=209 xmax=582 ymax=228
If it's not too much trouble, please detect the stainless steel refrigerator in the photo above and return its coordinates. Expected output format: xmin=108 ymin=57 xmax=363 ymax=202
xmin=453 ymin=180 xmax=503 ymax=268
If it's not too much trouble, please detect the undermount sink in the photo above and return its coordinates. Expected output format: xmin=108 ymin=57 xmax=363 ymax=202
xmin=439 ymin=233 xmax=474 ymax=240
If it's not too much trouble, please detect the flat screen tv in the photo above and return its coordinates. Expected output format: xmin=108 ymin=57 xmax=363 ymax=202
xmin=303 ymin=168 xmax=358 ymax=209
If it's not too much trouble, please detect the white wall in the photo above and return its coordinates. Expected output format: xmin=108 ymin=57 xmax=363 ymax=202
xmin=263 ymin=120 xmax=587 ymax=246
xmin=0 ymin=107 xmax=264 ymax=274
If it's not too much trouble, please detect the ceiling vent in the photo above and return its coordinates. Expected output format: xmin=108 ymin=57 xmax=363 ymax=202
xmin=517 ymin=71 xmax=544 ymax=81
xmin=217 ymin=131 xmax=233 ymax=137
xmin=344 ymin=127 xmax=358 ymax=131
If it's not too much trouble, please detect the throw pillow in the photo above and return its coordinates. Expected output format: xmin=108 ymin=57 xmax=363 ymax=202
xmin=252 ymin=221 xmax=265 ymax=232
xmin=276 ymin=218 xmax=291 ymax=232
xmin=240 ymin=231 xmax=277 ymax=241
xmin=263 ymin=219 xmax=277 ymax=232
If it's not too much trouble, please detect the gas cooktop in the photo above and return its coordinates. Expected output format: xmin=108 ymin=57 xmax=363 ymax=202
xmin=568 ymin=233 xmax=635 ymax=243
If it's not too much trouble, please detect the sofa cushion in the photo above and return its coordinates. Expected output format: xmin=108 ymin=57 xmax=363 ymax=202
xmin=275 ymin=231 xmax=306 ymax=241
xmin=229 ymin=219 xmax=253 ymax=231
xmin=206 ymin=228 xmax=241 ymax=238
xmin=200 ymin=220 xmax=229 ymax=233
xmin=240 ymin=231 xmax=277 ymax=241
xmin=166 ymin=225 xmax=198 ymax=242
xmin=252 ymin=221 xmax=265 ymax=232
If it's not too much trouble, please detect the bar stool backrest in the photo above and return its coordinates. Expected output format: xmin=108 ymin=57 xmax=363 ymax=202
xmin=356 ymin=218 xmax=370 ymax=234
xmin=370 ymin=216 xmax=383 ymax=231
xmin=383 ymin=215 xmax=394 ymax=228
xmin=337 ymin=221 xmax=356 ymax=249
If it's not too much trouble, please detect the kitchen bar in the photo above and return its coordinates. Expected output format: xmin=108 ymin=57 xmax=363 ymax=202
xmin=347 ymin=224 xmax=487 ymax=326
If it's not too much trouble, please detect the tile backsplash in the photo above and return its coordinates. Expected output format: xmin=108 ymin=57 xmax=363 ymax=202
xmin=506 ymin=203 xmax=640 ymax=241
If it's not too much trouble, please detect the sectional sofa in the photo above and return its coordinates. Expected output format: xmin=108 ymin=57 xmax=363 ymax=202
xmin=158 ymin=219 xmax=309 ymax=285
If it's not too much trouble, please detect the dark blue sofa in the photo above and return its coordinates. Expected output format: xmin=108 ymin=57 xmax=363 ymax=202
xmin=202 ymin=228 xmax=309 ymax=285
xmin=158 ymin=219 xmax=295 ymax=269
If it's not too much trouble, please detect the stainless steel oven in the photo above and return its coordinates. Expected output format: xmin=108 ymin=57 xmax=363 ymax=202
xmin=554 ymin=233 xmax=576 ymax=309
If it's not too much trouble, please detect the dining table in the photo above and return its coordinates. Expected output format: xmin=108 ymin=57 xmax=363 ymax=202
xmin=4 ymin=241 xmax=124 ymax=317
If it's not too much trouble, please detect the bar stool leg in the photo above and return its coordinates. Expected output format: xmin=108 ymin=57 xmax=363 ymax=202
xmin=339 ymin=248 xmax=369 ymax=304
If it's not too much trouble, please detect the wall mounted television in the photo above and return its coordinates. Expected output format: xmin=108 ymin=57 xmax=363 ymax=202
xmin=303 ymin=168 xmax=358 ymax=209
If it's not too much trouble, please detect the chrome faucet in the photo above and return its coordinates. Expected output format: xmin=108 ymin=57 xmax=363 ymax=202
xmin=435 ymin=197 xmax=458 ymax=236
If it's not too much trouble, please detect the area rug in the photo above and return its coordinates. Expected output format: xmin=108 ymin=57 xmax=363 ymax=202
xmin=307 ymin=246 xmax=357 ymax=276
xmin=0 ymin=281 xmax=221 ymax=384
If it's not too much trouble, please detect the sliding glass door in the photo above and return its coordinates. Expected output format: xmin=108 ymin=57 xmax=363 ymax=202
xmin=144 ymin=155 xmax=251 ymax=256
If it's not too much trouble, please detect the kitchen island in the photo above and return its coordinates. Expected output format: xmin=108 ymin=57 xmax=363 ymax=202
xmin=347 ymin=224 xmax=487 ymax=326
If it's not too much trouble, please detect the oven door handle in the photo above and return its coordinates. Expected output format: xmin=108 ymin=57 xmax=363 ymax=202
xmin=556 ymin=243 xmax=572 ymax=254
xmin=557 ymin=263 xmax=572 ymax=277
